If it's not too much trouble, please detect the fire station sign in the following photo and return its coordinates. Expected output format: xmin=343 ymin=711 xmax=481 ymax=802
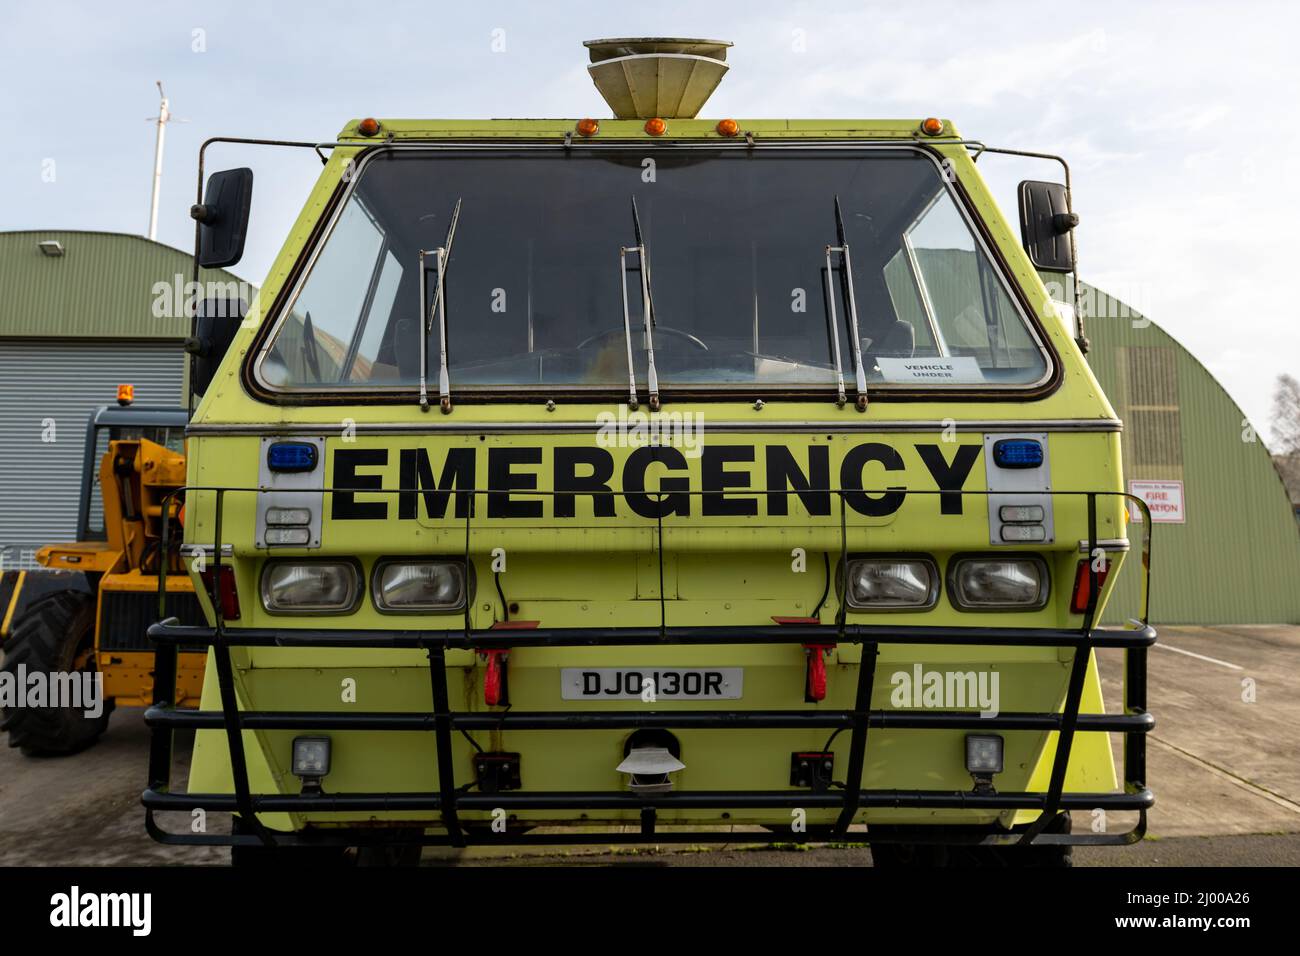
xmin=1127 ymin=479 xmax=1185 ymax=523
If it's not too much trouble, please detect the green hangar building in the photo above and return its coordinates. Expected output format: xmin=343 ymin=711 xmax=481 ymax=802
xmin=1080 ymin=283 xmax=1300 ymax=625
xmin=0 ymin=230 xmax=246 ymax=572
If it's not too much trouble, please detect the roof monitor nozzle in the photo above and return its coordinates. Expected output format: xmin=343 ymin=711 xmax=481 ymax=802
xmin=584 ymin=37 xmax=733 ymax=120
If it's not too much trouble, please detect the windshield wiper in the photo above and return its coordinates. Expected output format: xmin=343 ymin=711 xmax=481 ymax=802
xmin=418 ymin=198 xmax=461 ymax=414
xmin=619 ymin=195 xmax=660 ymax=411
xmin=825 ymin=194 xmax=868 ymax=411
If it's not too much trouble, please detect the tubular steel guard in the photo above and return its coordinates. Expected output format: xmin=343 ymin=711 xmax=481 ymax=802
xmin=143 ymin=485 xmax=1155 ymax=850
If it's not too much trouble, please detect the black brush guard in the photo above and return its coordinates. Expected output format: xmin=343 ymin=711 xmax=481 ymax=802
xmin=142 ymin=486 xmax=1155 ymax=850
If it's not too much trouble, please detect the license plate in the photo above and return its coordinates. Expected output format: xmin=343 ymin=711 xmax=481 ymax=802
xmin=561 ymin=667 xmax=743 ymax=700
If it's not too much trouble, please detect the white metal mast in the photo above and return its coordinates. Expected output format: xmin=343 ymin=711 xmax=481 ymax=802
xmin=147 ymin=81 xmax=171 ymax=241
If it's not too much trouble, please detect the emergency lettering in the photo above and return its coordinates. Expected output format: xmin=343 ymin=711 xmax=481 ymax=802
xmin=328 ymin=441 xmax=984 ymax=520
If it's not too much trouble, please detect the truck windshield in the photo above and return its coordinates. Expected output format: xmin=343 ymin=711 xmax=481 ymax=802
xmin=256 ymin=146 xmax=1051 ymax=395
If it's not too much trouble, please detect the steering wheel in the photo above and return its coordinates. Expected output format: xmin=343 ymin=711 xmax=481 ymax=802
xmin=577 ymin=325 xmax=710 ymax=352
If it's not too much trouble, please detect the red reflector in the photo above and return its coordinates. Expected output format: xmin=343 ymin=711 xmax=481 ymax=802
xmin=199 ymin=565 xmax=241 ymax=620
xmin=1070 ymin=559 xmax=1110 ymax=614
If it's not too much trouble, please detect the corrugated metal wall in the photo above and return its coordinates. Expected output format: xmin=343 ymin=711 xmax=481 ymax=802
xmin=0 ymin=341 xmax=184 ymax=570
xmin=1080 ymin=284 xmax=1300 ymax=624
xmin=0 ymin=230 xmax=252 ymax=572
xmin=0 ymin=230 xmax=249 ymax=338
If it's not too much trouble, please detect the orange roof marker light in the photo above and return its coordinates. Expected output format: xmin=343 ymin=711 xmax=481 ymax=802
xmin=576 ymin=117 xmax=600 ymax=137
xmin=357 ymin=117 xmax=382 ymax=137
xmin=644 ymin=117 xmax=667 ymax=136
xmin=920 ymin=117 xmax=945 ymax=136
xmin=716 ymin=118 xmax=740 ymax=137
xmin=116 ymin=384 xmax=134 ymax=406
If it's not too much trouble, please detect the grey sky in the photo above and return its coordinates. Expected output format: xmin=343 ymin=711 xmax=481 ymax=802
xmin=3 ymin=0 xmax=1296 ymax=439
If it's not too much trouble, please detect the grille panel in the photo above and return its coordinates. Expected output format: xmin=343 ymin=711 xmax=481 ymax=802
xmin=99 ymin=587 xmax=205 ymax=653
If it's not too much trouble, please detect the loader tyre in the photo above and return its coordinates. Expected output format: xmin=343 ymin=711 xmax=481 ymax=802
xmin=0 ymin=589 xmax=110 ymax=756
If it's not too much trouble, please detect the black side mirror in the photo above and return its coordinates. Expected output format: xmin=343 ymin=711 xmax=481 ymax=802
xmin=1017 ymin=180 xmax=1077 ymax=273
xmin=191 ymin=168 xmax=253 ymax=268
xmin=186 ymin=298 xmax=246 ymax=395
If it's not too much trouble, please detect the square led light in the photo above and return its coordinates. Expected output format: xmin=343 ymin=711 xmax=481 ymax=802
xmin=965 ymin=734 xmax=1004 ymax=774
xmin=292 ymin=736 xmax=331 ymax=778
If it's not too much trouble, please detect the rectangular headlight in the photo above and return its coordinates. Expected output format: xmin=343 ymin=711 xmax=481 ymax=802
xmin=372 ymin=560 xmax=468 ymax=613
xmin=260 ymin=561 xmax=360 ymax=614
xmin=947 ymin=555 xmax=1049 ymax=610
xmin=843 ymin=557 xmax=938 ymax=610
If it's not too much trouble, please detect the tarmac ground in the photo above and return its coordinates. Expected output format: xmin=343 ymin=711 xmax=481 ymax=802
xmin=1 ymin=624 xmax=1296 ymax=866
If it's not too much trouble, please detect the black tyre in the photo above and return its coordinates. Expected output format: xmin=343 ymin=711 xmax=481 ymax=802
xmin=0 ymin=589 xmax=110 ymax=756
xmin=354 ymin=829 xmax=425 ymax=867
xmin=229 ymin=816 xmax=353 ymax=868
xmin=869 ymin=814 xmax=1073 ymax=868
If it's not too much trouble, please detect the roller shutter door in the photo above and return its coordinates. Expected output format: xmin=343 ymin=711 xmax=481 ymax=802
xmin=0 ymin=340 xmax=184 ymax=570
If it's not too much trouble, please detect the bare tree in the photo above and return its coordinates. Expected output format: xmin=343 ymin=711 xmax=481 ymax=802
xmin=1271 ymin=374 xmax=1300 ymax=504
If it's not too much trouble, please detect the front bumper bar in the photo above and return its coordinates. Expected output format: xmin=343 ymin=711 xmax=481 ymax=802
xmin=142 ymin=486 xmax=1156 ymax=850
xmin=143 ymin=618 xmax=1155 ymax=849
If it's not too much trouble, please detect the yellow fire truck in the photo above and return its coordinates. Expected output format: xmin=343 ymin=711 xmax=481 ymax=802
xmin=143 ymin=37 xmax=1155 ymax=866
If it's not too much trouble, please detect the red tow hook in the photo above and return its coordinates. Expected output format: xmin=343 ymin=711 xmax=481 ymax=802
xmin=802 ymin=644 xmax=836 ymax=702
xmin=771 ymin=617 xmax=835 ymax=703
xmin=482 ymin=649 xmax=509 ymax=706
xmin=482 ymin=621 xmax=539 ymax=707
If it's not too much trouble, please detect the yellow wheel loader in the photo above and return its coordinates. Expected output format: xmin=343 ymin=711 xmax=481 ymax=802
xmin=0 ymin=401 xmax=206 ymax=755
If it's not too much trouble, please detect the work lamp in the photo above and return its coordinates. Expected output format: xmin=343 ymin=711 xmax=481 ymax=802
xmin=292 ymin=736 xmax=331 ymax=793
xmin=965 ymin=734 xmax=1003 ymax=793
